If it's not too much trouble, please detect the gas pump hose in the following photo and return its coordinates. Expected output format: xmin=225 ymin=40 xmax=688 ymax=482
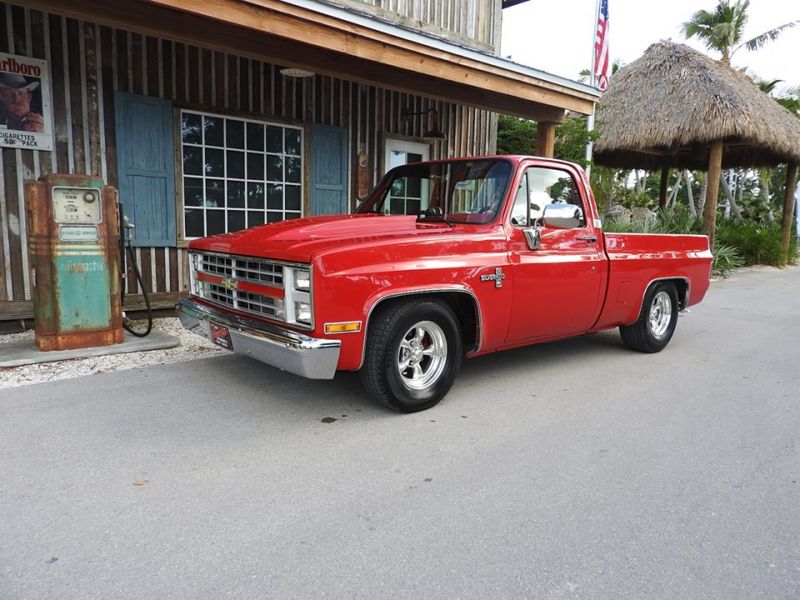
xmin=121 ymin=242 xmax=153 ymax=338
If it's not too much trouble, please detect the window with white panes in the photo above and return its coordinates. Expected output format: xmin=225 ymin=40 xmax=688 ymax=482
xmin=180 ymin=110 xmax=303 ymax=238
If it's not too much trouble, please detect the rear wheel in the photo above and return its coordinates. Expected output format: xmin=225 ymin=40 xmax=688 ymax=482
xmin=361 ymin=299 xmax=462 ymax=412
xmin=619 ymin=282 xmax=679 ymax=353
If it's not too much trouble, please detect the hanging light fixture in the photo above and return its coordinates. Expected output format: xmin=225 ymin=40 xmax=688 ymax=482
xmin=401 ymin=107 xmax=447 ymax=140
xmin=279 ymin=67 xmax=315 ymax=78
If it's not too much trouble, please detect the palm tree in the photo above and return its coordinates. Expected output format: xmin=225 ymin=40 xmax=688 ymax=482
xmin=682 ymin=0 xmax=798 ymax=65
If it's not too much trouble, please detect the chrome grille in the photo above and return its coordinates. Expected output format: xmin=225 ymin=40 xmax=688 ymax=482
xmin=200 ymin=254 xmax=232 ymax=278
xmin=234 ymin=259 xmax=283 ymax=286
xmin=237 ymin=290 xmax=283 ymax=318
xmin=193 ymin=252 xmax=286 ymax=321
xmin=196 ymin=280 xmax=284 ymax=319
xmin=203 ymin=282 xmax=234 ymax=306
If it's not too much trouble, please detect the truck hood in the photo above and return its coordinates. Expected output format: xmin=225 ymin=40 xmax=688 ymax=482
xmin=188 ymin=214 xmax=466 ymax=263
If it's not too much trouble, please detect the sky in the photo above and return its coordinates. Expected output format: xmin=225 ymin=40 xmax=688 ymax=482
xmin=501 ymin=0 xmax=800 ymax=93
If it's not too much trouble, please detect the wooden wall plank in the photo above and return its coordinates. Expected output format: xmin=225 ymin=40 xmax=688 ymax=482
xmin=130 ymin=32 xmax=143 ymax=94
xmin=227 ymin=53 xmax=236 ymax=110
xmin=100 ymin=26 xmax=117 ymax=185
xmin=201 ymin=47 xmax=212 ymax=107
xmin=154 ymin=247 xmax=166 ymax=292
xmin=65 ymin=18 xmax=85 ymax=174
xmin=146 ymin=35 xmax=159 ymax=98
xmin=161 ymin=39 xmax=173 ymax=100
xmin=2 ymin=150 xmax=23 ymax=301
xmin=168 ymin=247 xmax=178 ymax=291
xmin=187 ymin=44 xmax=199 ymax=104
xmin=238 ymin=56 xmax=248 ymax=113
xmin=175 ymin=42 xmax=187 ymax=104
xmin=85 ymin=23 xmax=103 ymax=176
xmin=213 ymin=50 xmax=224 ymax=109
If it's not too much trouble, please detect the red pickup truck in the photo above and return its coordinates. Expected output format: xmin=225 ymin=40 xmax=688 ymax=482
xmin=179 ymin=156 xmax=712 ymax=412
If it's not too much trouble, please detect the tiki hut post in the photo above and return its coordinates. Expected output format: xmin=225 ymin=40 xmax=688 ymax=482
xmin=658 ymin=166 xmax=669 ymax=210
xmin=704 ymin=141 xmax=724 ymax=246
xmin=536 ymin=122 xmax=557 ymax=158
xmin=780 ymin=163 xmax=798 ymax=264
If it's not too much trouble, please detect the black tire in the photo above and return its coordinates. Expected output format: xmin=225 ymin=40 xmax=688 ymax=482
xmin=360 ymin=299 xmax=462 ymax=412
xmin=619 ymin=282 xmax=679 ymax=353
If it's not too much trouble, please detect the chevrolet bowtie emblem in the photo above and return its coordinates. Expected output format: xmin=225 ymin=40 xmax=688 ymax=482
xmin=220 ymin=277 xmax=238 ymax=290
xmin=480 ymin=267 xmax=506 ymax=288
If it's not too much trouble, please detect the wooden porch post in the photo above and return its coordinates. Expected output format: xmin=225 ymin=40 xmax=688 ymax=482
xmin=704 ymin=141 xmax=724 ymax=247
xmin=658 ymin=166 xmax=669 ymax=211
xmin=536 ymin=121 xmax=557 ymax=158
xmin=780 ymin=162 xmax=798 ymax=265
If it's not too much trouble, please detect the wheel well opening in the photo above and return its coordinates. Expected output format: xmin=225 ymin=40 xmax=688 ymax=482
xmin=370 ymin=292 xmax=479 ymax=353
xmin=672 ymin=279 xmax=688 ymax=309
xmin=646 ymin=279 xmax=688 ymax=310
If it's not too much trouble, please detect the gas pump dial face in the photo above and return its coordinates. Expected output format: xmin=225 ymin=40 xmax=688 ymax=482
xmin=52 ymin=187 xmax=102 ymax=224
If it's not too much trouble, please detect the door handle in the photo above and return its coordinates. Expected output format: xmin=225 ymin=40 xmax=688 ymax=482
xmin=576 ymin=234 xmax=597 ymax=243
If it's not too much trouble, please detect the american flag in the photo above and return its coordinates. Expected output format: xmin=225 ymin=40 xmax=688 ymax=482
xmin=594 ymin=0 xmax=610 ymax=90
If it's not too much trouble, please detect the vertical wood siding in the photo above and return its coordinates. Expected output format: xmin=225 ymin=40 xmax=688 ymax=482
xmin=333 ymin=0 xmax=500 ymax=52
xmin=0 ymin=2 xmax=497 ymax=307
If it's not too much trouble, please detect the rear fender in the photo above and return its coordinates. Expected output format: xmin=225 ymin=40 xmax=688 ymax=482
xmin=626 ymin=276 xmax=690 ymax=325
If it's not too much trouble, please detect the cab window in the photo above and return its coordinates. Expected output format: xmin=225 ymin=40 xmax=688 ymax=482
xmin=510 ymin=166 xmax=585 ymax=227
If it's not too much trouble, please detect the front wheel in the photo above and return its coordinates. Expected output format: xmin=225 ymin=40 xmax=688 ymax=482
xmin=619 ymin=282 xmax=679 ymax=353
xmin=360 ymin=299 xmax=462 ymax=412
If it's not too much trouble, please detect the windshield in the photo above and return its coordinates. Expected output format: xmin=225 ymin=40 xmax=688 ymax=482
xmin=357 ymin=158 xmax=513 ymax=224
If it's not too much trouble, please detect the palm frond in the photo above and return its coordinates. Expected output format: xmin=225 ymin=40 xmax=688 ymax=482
xmin=739 ymin=21 xmax=799 ymax=53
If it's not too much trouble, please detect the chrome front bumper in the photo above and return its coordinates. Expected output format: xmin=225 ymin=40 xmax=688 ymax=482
xmin=177 ymin=299 xmax=341 ymax=379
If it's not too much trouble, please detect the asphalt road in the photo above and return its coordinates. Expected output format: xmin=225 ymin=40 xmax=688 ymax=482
xmin=1 ymin=268 xmax=799 ymax=600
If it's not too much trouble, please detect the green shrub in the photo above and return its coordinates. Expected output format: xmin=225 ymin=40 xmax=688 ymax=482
xmin=711 ymin=243 xmax=744 ymax=278
xmin=715 ymin=221 xmax=787 ymax=267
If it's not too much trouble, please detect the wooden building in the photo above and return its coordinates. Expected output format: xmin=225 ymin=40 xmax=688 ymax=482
xmin=0 ymin=0 xmax=598 ymax=323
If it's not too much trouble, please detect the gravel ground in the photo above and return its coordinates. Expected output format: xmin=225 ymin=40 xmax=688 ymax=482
xmin=0 ymin=318 xmax=224 ymax=389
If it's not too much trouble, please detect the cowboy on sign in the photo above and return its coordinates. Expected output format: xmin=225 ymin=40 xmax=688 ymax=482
xmin=0 ymin=53 xmax=52 ymax=150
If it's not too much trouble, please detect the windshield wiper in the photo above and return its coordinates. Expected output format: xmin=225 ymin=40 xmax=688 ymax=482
xmin=417 ymin=210 xmax=453 ymax=227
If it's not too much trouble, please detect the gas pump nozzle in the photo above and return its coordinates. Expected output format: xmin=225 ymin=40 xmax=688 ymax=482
xmin=122 ymin=215 xmax=135 ymax=244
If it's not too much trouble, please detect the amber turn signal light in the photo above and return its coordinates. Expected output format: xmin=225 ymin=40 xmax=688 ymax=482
xmin=324 ymin=321 xmax=362 ymax=334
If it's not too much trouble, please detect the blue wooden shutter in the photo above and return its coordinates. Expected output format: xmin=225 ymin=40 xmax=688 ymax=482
xmin=114 ymin=92 xmax=176 ymax=246
xmin=311 ymin=124 xmax=348 ymax=215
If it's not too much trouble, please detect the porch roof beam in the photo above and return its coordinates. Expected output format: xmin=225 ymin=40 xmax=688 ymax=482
xmin=149 ymin=0 xmax=596 ymax=116
xmin=25 ymin=0 xmax=593 ymax=120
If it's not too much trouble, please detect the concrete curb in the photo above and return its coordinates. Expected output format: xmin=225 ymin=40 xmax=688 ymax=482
xmin=0 ymin=331 xmax=180 ymax=368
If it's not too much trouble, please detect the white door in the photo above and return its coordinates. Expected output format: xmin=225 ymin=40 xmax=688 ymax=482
xmin=384 ymin=139 xmax=430 ymax=173
xmin=383 ymin=139 xmax=431 ymax=215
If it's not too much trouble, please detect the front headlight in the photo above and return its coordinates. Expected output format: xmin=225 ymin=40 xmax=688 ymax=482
xmin=294 ymin=301 xmax=312 ymax=324
xmin=189 ymin=252 xmax=200 ymax=295
xmin=283 ymin=265 xmax=313 ymax=328
xmin=294 ymin=269 xmax=310 ymax=291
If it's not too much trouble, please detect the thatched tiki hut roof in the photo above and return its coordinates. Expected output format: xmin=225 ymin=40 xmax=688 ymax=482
xmin=594 ymin=41 xmax=800 ymax=255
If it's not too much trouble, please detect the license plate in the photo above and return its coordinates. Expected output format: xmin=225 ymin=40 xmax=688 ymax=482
xmin=209 ymin=323 xmax=233 ymax=350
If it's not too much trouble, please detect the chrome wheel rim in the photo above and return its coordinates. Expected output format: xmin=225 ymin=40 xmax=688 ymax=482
xmin=397 ymin=321 xmax=448 ymax=391
xmin=649 ymin=291 xmax=673 ymax=338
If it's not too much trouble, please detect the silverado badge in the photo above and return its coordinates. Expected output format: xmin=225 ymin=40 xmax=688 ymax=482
xmin=480 ymin=267 xmax=505 ymax=289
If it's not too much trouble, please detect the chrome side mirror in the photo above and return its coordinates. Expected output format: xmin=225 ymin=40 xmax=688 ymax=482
xmin=542 ymin=204 xmax=584 ymax=229
xmin=523 ymin=227 xmax=541 ymax=250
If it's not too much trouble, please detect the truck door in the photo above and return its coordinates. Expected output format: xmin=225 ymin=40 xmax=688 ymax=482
xmin=505 ymin=164 xmax=605 ymax=344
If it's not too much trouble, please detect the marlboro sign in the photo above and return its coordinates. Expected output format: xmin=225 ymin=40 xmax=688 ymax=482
xmin=0 ymin=52 xmax=53 ymax=151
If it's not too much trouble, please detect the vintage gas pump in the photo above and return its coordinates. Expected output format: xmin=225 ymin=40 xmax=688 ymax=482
xmin=26 ymin=174 xmax=123 ymax=351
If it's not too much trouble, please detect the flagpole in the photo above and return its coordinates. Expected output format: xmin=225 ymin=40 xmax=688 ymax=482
xmin=585 ymin=0 xmax=601 ymax=177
